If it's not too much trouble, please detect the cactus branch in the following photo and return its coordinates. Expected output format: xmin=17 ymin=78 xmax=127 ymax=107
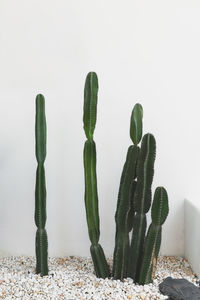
xmin=128 ymin=133 xmax=156 ymax=281
xmin=113 ymin=104 xmax=143 ymax=280
xmin=113 ymin=145 xmax=139 ymax=279
xmin=139 ymin=187 xmax=169 ymax=284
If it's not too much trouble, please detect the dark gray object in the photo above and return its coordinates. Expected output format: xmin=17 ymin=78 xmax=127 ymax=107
xmin=159 ymin=277 xmax=200 ymax=300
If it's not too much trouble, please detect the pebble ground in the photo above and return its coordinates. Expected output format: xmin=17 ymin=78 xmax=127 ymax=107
xmin=0 ymin=255 xmax=198 ymax=299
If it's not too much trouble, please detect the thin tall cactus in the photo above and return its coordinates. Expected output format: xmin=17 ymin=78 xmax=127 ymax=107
xmin=35 ymin=94 xmax=48 ymax=276
xmin=113 ymin=104 xmax=142 ymax=280
xmin=128 ymin=133 xmax=156 ymax=282
xmin=83 ymin=72 xmax=110 ymax=278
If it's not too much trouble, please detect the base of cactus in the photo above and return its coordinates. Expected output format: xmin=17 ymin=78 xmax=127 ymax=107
xmin=35 ymin=228 xmax=48 ymax=276
xmin=90 ymin=243 xmax=110 ymax=278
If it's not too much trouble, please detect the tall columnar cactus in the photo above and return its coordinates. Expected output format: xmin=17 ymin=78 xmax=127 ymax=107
xmin=83 ymin=72 xmax=110 ymax=278
xmin=139 ymin=187 xmax=169 ymax=284
xmin=128 ymin=133 xmax=156 ymax=282
xmin=35 ymin=94 xmax=48 ymax=276
xmin=113 ymin=104 xmax=143 ymax=280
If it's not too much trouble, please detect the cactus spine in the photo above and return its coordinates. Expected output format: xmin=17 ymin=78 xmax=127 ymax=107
xmin=83 ymin=72 xmax=110 ymax=278
xmin=113 ymin=104 xmax=142 ymax=280
xmin=128 ymin=133 xmax=156 ymax=282
xmin=139 ymin=187 xmax=169 ymax=284
xmin=35 ymin=94 xmax=48 ymax=276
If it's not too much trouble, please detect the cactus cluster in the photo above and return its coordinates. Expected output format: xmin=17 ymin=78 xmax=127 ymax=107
xmin=83 ymin=72 xmax=169 ymax=284
xmin=32 ymin=72 xmax=168 ymax=283
xmin=35 ymin=94 xmax=48 ymax=276
xmin=114 ymin=104 xmax=169 ymax=284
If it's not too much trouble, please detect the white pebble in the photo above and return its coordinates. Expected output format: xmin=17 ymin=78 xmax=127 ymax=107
xmin=0 ymin=255 xmax=196 ymax=299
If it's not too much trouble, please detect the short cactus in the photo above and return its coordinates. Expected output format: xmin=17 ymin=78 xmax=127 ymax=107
xmin=113 ymin=104 xmax=142 ymax=280
xmin=35 ymin=94 xmax=48 ymax=276
xmin=83 ymin=72 xmax=110 ymax=278
xmin=139 ymin=187 xmax=169 ymax=284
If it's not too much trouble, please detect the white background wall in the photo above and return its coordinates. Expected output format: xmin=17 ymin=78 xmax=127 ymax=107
xmin=0 ymin=0 xmax=199 ymax=257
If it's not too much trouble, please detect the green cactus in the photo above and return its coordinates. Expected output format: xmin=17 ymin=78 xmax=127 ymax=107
xmin=35 ymin=94 xmax=48 ymax=276
xmin=83 ymin=72 xmax=98 ymax=141
xmin=81 ymin=72 xmax=168 ymax=283
xmin=83 ymin=72 xmax=110 ymax=278
xmin=130 ymin=103 xmax=143 ymax=146
xmin=113 ymin=104 xmax=143 ymax=280
xmin=128 ymin=133 xmax=156 ymax=282
xmin=138 ymin=187 xmax=169 ymax=284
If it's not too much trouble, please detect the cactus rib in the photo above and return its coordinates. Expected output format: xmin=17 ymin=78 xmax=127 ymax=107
xmin=127 ymin=180 xmax=137 ymax=232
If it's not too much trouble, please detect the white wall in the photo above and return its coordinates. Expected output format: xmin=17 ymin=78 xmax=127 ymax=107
xmin=0 ymin=0 xmax=199 ymax=257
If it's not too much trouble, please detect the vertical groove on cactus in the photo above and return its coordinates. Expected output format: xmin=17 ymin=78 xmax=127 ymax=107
xmin=83 ymin=72 xmax=110 ymax=278
xmin=35 ymin=94 xmax=48 ymax=276
xmin=127 ymin=180 xmax=137 ymax=232
xmin=139 ymin=187 xmax=169 ymax=284
xmin=128 ymin=133 xmax=156 ymax=281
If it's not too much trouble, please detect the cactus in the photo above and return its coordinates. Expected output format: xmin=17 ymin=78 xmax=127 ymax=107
xmin=138 ymin=187 xmax=169 ymax=284
xmin=81 ymin=71 xmax=169 ymax=283
xmin=128 ymin=133 xmax=156 ymax=282
xmin=113 ymin=104 xmax=142 ymax=280
xmin=83 ymin=72 xmax=110 ymax=278
xmin=35 ymin=94 xmax=48 ymax=276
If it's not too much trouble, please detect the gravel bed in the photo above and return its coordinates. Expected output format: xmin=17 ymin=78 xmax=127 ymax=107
xmin=0 ymin=255 xmax=198 ymax=299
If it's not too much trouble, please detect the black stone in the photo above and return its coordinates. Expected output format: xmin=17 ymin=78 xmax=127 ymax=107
xmin=159 ymin=277 xmax=200 ymax=300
